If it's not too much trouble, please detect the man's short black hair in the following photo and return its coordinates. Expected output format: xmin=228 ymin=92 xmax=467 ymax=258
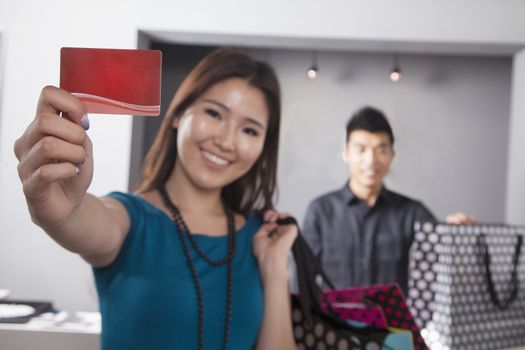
xmin=345 ymin=106 xmax=395 ymax=145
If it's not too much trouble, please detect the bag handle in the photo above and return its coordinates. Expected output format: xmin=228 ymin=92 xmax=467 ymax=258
xmin=277 ymin=217 xmax=336 ymax=324
xmin=480 ymin=233 xmax=522 ymax=310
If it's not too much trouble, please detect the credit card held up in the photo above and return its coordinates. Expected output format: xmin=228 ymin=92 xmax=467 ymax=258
xmin=60 ymin=47 xmax=162 ymax=116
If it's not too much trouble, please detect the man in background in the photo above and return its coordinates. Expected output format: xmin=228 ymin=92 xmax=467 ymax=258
xmin=302 ymin=106 xmax=475 ymax=293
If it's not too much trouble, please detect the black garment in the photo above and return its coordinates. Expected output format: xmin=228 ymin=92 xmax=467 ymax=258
xmin=302 ymin=184 xmax=436 ymax=294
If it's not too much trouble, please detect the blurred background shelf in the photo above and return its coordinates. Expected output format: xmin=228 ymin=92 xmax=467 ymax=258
xmin=0 ymin=311 xmax=100 ymax=350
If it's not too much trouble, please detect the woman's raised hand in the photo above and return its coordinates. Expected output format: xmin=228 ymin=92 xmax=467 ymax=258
xmin=14 ymin=86 xmax=93 ymax=229
xmin=253 ymin=210 xmax=298 ymax=281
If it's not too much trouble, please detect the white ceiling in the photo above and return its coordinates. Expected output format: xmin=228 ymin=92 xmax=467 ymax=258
xmin=144 ymin=30 xmax=524 ymax=57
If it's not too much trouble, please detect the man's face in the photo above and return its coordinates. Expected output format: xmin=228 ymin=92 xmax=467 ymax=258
xmin=343 ymin=130 xmax=395 ymax=189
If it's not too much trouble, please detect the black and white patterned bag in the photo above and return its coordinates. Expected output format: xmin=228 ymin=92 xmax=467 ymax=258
xmin=408 ymin=222 xmax=525 ymax=350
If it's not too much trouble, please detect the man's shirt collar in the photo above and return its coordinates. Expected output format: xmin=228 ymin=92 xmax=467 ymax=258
xmin=342 ymin=182 xmax=391 ymax=206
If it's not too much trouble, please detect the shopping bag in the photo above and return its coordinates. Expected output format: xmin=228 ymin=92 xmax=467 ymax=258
xmin=325 ymin=298 xmax=389 ymax=329
xmin=408 ymin=221 xmax=525 ymax=350
xmin=323 ymin=283 xmax=428 ymax=350
xmin=283 ymin=217 xmax=414 ymax=350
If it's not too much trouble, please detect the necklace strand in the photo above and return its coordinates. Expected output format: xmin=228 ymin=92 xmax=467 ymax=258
xmin=159 ymin=187 xmax=236 ymax=350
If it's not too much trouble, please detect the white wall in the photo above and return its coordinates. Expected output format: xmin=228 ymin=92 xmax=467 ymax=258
xmin=0 ymin=32 xmax=4 ymax=140
xmin=0 ymin=0 xmax=524 ymax=312
xmin=0 ymin=0 xmax=138 ymax=312
xmin=506 ymin=49 xmax=525 ymax=225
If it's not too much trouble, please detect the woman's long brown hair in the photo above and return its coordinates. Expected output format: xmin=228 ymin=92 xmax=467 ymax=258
xmin=134 ymin=48 xmax=281 ymax=215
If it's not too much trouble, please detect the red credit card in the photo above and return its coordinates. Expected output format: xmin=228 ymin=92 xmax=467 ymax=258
xmin=60 ymin=47 xmax=162 ymax=116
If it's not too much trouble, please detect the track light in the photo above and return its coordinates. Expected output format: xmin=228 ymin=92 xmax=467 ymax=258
xmin=307 ymin=51 xmax=319 ymax=79
xmin=307 ymin=66 xmax=319 ymax=79
xmin=390 ymin=54 xmax=402 ymax=82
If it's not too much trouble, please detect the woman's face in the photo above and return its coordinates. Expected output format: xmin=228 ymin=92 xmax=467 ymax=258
xmin=173 ymin=78 xmax=269 ymax=192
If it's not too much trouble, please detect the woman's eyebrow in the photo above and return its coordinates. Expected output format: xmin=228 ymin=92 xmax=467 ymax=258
xmin=202 ymin=98 xmax=229 ymax=111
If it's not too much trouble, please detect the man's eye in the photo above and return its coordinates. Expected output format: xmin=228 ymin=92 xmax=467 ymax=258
xmin=377 ymin=146 xmax=391 ymax=154
xmin=206 ymin=109 xmax=221 ymax=119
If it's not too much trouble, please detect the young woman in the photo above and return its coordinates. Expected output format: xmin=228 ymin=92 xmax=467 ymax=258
xmin=14 ymin=48 xmax=297 ymax=349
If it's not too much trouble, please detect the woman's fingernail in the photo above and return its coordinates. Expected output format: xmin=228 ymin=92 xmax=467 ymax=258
xmin=75 ymin=166 xmax=80 ymax=176
xmin=81 ymin=114 xmax=90 ymax=130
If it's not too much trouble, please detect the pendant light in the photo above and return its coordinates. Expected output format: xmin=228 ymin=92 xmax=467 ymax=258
xmin=390 ymin=54 xmax=402 ymax=82
xmin=307 ymin=51 xmax=319 ymax=79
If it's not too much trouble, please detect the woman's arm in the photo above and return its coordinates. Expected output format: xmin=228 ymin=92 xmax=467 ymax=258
xmin=256 ymin=266 xmax=296 ymax=350
xmin=253 ymin=212 xmax=297 ymax=350
xmin=42 ymin=194 xmax=130 ymax=267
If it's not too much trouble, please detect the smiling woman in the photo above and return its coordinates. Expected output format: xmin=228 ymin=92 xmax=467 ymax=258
xmin=14 ymin=48 xmax=297 ymax=350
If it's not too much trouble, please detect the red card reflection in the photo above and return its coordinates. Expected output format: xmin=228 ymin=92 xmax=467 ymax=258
xmin=60 ymin=47 xmax=162 ymax=116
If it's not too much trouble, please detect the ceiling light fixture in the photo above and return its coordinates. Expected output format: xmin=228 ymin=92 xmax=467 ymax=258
xmin=390 ymin=54 xmax=402 ymax=82
xmin=307 ymin=51 xmax=319 ymax=79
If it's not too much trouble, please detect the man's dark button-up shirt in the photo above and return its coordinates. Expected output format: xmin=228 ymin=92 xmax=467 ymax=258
xmin=302 ymin=184 xmax=435 ymax=294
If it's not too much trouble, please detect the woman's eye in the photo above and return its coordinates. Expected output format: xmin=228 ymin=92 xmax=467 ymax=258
xmin=243 ymin=127 xmax=259 ymax=137
xmin=205 ymin=109 xmax=221 ymax=119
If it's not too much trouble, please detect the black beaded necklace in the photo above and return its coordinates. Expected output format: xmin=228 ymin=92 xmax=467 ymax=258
xmin=158 ymin=186 xmax=236 ymax=350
